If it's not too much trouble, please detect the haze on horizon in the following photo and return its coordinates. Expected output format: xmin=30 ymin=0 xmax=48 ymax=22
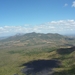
xmin=0 ymin=0 xmax=75 ymax=36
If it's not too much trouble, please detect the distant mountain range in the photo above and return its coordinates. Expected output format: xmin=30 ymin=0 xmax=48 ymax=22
xmin=0 ymin=36 xmax=8 ymax=40
xmin=0 ymin=32 xmax=75 ymax=48
xmin=66 ymin=34 xmax=75 ymax=37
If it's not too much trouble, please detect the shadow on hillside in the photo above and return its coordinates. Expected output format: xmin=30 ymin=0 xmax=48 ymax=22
xmin=21 ymin=59 xmax=60 ymax=75
xmin=57 ymin=46 xmax=75 ymax=55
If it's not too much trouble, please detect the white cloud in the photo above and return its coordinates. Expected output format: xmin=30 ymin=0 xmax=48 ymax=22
xmin=72 ymin=1 xmax=75 ymax=7
xmin=64 ymin=3 xmax=68 ymax=7
xmin=0 ymin=20 xmax=75 ymax=36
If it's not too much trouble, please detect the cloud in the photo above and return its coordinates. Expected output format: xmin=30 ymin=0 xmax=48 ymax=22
xmin=0 ymin=20 xmax=75 ymax=36
xmin=64 ymin=3 xmax=68 ymax=7
xmin=72 ymin=1 xmax=75 ymax=7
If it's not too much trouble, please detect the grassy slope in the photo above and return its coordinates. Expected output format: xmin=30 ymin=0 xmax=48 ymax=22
xmin=0 ymin=33 xmax=75 ymax=75
xmin=53 ymin=47 xmax=75 ymax=75
xmin=0 ymin=46 xmax=75 ymax=75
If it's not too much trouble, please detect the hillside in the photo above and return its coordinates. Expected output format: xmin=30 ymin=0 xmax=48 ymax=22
xmin=0 ymin=32 xmax=75 ymax=48
xmin=0 ymin=32 xmax=75 ymax=75
xmin=21 ymin=46 xmax=75 ymax=75
xmin=0 ymin=44 xmax=75 ymax=75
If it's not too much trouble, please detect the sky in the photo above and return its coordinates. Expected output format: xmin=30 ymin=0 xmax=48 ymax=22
xmin=0 ymin=0 xmax=75 ymax=36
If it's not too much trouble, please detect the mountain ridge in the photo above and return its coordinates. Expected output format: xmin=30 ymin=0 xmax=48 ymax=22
xmin=0 ymin=32 xmax=75 ymax=48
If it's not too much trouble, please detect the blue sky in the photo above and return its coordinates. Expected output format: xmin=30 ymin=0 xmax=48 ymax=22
xmin=0 ymin=0 xmax=75 ymax=36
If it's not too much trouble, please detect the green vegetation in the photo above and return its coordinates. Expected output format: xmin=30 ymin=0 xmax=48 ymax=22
xmin=0 ymin=33 xmax=75 ymax=75
xmin=0 ymin=46 xmax=57 ymax=75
